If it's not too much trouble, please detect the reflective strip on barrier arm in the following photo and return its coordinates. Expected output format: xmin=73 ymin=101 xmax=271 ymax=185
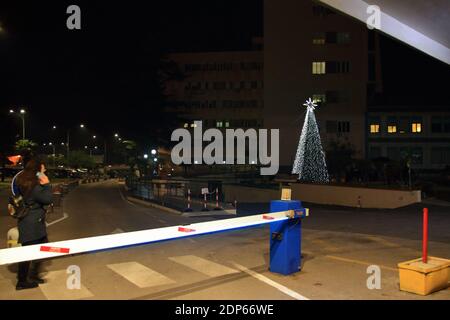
xmin=0 ymin=210 xmax=292 ymax=265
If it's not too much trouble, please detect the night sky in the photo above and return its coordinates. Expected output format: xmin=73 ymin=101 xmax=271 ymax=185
xmin=0 ymin=0 xmax=262 ymax=150
xmin=0 ymin=0 xmax=448 ymax=152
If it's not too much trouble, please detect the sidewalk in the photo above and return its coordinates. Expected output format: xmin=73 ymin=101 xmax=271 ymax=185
xmin=421 ymin=197 xmax=450 ymax=207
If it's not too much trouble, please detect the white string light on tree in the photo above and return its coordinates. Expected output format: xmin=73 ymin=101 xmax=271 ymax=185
xmin=292 ymin=98 xmax=329 ymax=183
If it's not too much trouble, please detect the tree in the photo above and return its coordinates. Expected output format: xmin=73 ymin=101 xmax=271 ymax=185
xmin=292 ymin=99 xmax=329 ymax=183
xmin=67 ymin=150 xmax=96 ymax=169
xmin=14 ymin=139 xmax=37 ymax=155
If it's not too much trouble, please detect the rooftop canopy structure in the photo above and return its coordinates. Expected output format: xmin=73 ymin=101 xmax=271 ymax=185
xmin=319 ymin=0 xmax=450 ymax=65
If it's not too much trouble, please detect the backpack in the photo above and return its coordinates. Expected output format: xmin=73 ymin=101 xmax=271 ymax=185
xmin=7 ymin=170 xmax=32 ymax=219
xmin=8 ymin=194 xmax=32 ymax=219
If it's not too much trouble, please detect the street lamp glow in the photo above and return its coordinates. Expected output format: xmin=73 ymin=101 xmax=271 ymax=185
xmin=9 ymin=108 xmax=27 ymax=139
xmin=49 ymin=142 xmax=53 ymax=146
xmin=80 ymin=124 xmax=85 ymax=128
xmin=153 ymin=158 xmax=158 ymax=162
xmin=93 ymin=135 xmax=96 ymax=139
xmin=84 ymin=146 xmax=88 ymax=149
xmin=114 ymin=133 xmax=119 ymax=137
xmin=53 ymin=125 xmax=57 ymax=129
xmin=151 ymin=149 xmax=157 ymax=155
xmin=61 ymin=142 xmax=65 ymax=146
xmin=94 ymin=146 xmax=98 ymax=149
xmin=143 ymin=154 xmax=148 ymax=159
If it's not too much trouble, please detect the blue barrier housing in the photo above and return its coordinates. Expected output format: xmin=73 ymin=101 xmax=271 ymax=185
xmin=269 ymin=200 xmax=303 ymax=275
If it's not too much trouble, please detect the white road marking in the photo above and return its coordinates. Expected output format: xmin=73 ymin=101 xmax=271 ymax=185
xmin=46 ymin=212 xmax=69 ymax=227
xmin=117 ymin=184 xmax=137 ymax=206
xmin=169 ymin=255 xmax=238 ymax=278
xmin=107 ymin=262 xmax=175 ymax=289
xmin=325 ymin=255 xmax=398 ymax=272
xmin=39 ymin=270 xmax=94 ymax=300
xmin=231 ymin=262 xmax=310 ymax=301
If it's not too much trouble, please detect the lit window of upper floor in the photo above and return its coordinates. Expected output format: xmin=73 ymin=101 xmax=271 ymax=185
xmin=312 ymin=62 xmax=326 ymax=74
xmin=312 ymin=61 xmax=350 ymax=75
xmin=411 ymin=122 xmax=422 ymax=133
xmin=387 ymin=125 xmax=397 ymax=133
xmin=313 ymin=32 xmax=326 ymax=45
xmin=313 ymin=32 xmax=351 ymax=45
xmin=312 ymin=94 xmax=326 ymax=104
xmin=370 ymin=124 xmax=380 ymax=133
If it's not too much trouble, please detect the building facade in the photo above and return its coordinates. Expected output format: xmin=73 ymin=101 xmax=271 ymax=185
xmin=163 ymin=0 xmax=448 ymax=173
xmin=264 ymin=0 xmax=383 ymax=170
xmin=368 ymin=106 xmax=450 ymax=169
xmin=163 ymin=44 xmax=264 ymax=131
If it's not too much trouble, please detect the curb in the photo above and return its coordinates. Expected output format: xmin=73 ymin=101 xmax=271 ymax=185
xmin=126 ymin=196 xmax=182 ymax=215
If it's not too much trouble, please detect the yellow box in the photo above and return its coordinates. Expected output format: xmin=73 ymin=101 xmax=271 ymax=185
xmin=281 ymin=188 xmax=292 ymax=201
xmin=398 ymin=257 xmax=450 ymax=296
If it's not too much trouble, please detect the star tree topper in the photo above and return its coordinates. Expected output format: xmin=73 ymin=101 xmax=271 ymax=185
xmin=303 ymin=98 xmax=317 ymax=111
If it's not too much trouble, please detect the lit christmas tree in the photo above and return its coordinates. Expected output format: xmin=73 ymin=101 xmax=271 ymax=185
xmin=292 ymin=98 xmax=329 ymax=183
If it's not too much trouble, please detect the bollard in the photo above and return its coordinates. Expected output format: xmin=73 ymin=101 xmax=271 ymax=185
xmin=422 ymin=208 xmax=428 ymax=263
xmin=201 ymin=192 xmax=209 ymax=212
xmin=184 ymin=189 xmax=193 ymax=212
xmin=398 ymin=207 xmax=450 ymax=295
xmin=7 ymin=227 xmax=20 ymax=248
xmin=214 ymin=188 xmax=222 ymax=211
xmin=269 ymin=199 xmax=304 ymax=275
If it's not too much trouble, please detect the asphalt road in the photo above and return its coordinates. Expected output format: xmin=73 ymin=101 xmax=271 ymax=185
xmin=0 ymin=180 xmax=448 ymax=300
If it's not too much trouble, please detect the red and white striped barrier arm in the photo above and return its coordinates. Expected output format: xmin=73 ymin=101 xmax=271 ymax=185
xmin=0 ymin=210 xmax=293 ymax=265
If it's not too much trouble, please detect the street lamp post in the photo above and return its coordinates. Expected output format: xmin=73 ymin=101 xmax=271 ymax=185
xmin=49 ymin=143 xmax=56 ymax=168
xmin=9 ymin=109 xmax=26 ymax=140
xmin=64 ymin=124 xmax=85 ymax=158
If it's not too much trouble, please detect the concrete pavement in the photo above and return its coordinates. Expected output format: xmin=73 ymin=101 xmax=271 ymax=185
xmin=0 ymin=180 xmax=448 ymax=300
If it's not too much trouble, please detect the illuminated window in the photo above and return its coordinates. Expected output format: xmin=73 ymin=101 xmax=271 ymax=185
xmin=225 ymin=121 xmax=230 ymax=128
xmin=370 ymin=124 xmax=380 ymax=133
xmin=412 ymin=122 xmax=422 ymax=133
xmin=313 ymin=32 xmax=326 ymax=45
xmin=312 ymin=62 xmax=326 ymax=74
xmin=183 ymin=123 xmax=189 ymax=128
xmin=388 ymin=125 xmax=397 ymax=133
xmin=216 ymin=121 xmax=223 ymax=128
xmin=190 ymin=123 xmax=198 ymax=128
xmin=313 ymin=94 xmax=326 ymax=104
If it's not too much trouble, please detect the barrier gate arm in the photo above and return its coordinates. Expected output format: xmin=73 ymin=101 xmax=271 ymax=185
xmin=0 ymin=210 xmax=297 ymax=265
